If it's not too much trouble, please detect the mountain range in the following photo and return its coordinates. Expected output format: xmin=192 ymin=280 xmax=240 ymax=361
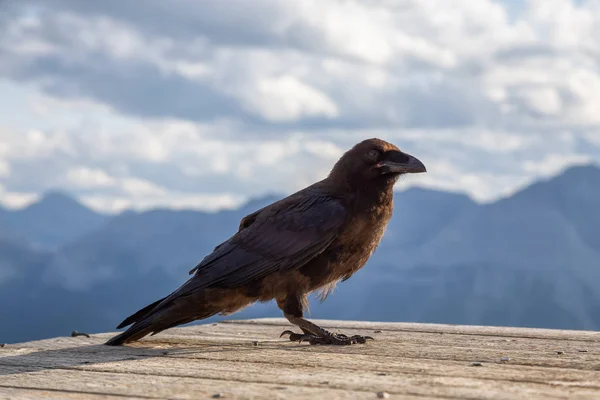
xmin=1 ymin=164 xmax=599 ymax=344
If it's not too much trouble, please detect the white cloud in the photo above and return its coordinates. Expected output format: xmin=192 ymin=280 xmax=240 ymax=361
xmin=519 ymin=87 xmax=562 ymax=116
xmin=1 ymin=0 xmax=600 ymax=212
xmin=63 ymin=166 xmax=166 ymax=195
xmin=0 ymin=160 xmax=9 ymax=178
xmin=120 ymin=177 xmax=167 ymax=196
xmin=6 ymin=130 xmax=76 ymax=159
xmin=523 ymin=153 xmax=593 ymax=177
xmin=80 ymin=192 xmax=244 ymax=213
xmin=385 ymin=129 xmax=540 ymax=153
xmin=0 ymin=189 xmax=39 ymax=209
xmin=241 ymin=75 xmax=339 ymax=122
xmin=583 ymin=130 xmax=600 ymax=146
xmin=64 ymin=166 xmax=115 ymax=188
xmin=526 ymin=0 xmax=599 ymax=50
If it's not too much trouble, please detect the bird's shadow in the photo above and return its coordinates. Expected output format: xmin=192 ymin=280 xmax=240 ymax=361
xmin=0 ymin=341 xmax=170 ymax=377
xmin=0 ymin=335 xmax=304 ymax=377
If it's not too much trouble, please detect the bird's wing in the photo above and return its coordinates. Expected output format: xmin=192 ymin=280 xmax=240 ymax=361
xmin=173 ymin=192 xmax=347 ymax=298
xmin=192 ymin=199 xmax=280 ymax=265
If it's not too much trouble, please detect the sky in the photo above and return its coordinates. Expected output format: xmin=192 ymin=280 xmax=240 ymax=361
xmin=1 ymin=0 xmax=600 ymax=213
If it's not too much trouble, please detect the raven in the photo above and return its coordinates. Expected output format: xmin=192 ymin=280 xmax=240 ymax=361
xmin=105 ymin=138 xmax=426 ymax=346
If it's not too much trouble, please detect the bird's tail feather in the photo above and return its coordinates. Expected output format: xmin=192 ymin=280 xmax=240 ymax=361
xmin=104 ymin=319 xmax=156 ymax=346
xmin=105 ymin=297 xmax=219 ymax=346
xmin=116 ymin=296 xmax=167 ymax=329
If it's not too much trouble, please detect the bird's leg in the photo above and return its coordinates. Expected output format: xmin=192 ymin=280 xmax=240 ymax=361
xmin=276 ymin=296 xmax=316 ymax=342
xmin=277 ymin=295 xmax=373 ymax=345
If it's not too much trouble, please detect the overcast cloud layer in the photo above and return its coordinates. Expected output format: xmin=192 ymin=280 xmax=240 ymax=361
xmin=1 ymin=0 xmax=600 ymax=212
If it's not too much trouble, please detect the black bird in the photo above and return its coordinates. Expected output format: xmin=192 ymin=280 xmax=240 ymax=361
xmin=105 ymin=138 xmax=426 ymax=346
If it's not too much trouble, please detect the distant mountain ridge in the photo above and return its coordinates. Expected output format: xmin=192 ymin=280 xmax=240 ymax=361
xmin=0 ymin=190 xmax=109 ymax=249
xmin=1 ymin=164 xmax=599 ymax=343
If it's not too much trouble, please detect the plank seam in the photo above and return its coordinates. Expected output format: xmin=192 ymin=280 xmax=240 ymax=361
xmin=0 ymin=384 xmax=154 ymax=399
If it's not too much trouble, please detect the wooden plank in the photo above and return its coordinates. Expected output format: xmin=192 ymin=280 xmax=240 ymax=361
xmin=223 ymin=318 xmax=600 ymax=342
xmin=0 ymin=387 xmax=143 ymax=399
xmin=2 ymin=334 xmax=600 ymax=380
xmin=1 ymin=319 xmax=600 ymax=399
xmin=155 ymin=320 xmax=600 ymax=355
xmin=3 ymin=333 xmax=598 ymax=373
xmin=3 ymin=349 xmax=600 ymax=399
xmin=10 ymin=320 xmax=598 ymax=357
xmin=2 ymin=342 xmax=600 ymax=397
xmin=0 ymin=368 xmax=427 ymax=400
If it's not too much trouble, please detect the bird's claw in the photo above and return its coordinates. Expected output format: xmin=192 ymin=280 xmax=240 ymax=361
xmin=312 ymin=333 xmax=374 ymax=345
xmin=280 ymin=330 xmax=374 ymax=345
xmin=279 ymin=330 xmax=318 ymax=343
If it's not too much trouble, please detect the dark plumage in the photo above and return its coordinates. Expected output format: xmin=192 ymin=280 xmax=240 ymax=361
xmin=105 ymin=138 xmax=426 ymax=346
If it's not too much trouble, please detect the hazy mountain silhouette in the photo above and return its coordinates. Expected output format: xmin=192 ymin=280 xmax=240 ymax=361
xmin=1 ymin=164 xmax=599 ymax=343
xmin=0 ymin=191 xmax=108 ymax=249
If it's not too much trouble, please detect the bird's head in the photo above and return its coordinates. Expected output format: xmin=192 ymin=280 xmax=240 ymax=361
xmin=328 ymin=138 xmax=426 ymax=190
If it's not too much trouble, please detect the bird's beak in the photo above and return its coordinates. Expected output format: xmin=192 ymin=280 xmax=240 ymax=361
xmin=377 ymin=151 xmax=427 ymax=174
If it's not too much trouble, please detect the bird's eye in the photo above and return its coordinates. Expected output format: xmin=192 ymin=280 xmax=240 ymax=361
xmin=367 ymin=149 xmax=380 ymax=160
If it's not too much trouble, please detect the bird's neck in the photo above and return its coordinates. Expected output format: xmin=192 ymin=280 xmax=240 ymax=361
xmin=325 ymin=178 xmax=396 ymax=217
xmin=354 ymin=182 xmax=395 ymax=217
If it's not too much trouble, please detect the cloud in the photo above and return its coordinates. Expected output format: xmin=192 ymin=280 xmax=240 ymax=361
xmin=80 ymin=193 xmax=244 ymax=214
xmin=0 ymin=186 xmax=38 ymax=209
xmin=523 ymin=153 xmax=593 ymax=177
xmin=64 ymin=167 xmax=115 ymax=188
xmin=1 ymin=0 xmax=600 ymax=211
xmin=0 ymin=0 xmax=534 ymax=128
xmin=237 ymin=75 xmax=339 ymax=122
xmin=62 ymin=166 xmax=168 ymax=197
xmin=0 ymin=161 xmax=9 ymax=178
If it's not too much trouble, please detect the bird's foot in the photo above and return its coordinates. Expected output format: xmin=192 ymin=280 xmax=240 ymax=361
xmin=311 ymin=332 xmax=374 ymax=345
xmin=279 ymin=330 xmax=316 ymax=343
xmin=280 ymin=330 xmax=373 ymax=345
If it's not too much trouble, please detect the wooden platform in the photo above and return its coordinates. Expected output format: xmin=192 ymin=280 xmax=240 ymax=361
xmin=1 ymin=318 xmax=600 ymax=399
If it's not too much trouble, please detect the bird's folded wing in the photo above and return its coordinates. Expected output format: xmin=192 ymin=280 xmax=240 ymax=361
xmin=173 ymin=194 xmax=347 ymax=298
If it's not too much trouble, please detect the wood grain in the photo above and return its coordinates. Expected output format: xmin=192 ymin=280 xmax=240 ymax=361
xmin=1 ymin=318 xmax=599 ymax=399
